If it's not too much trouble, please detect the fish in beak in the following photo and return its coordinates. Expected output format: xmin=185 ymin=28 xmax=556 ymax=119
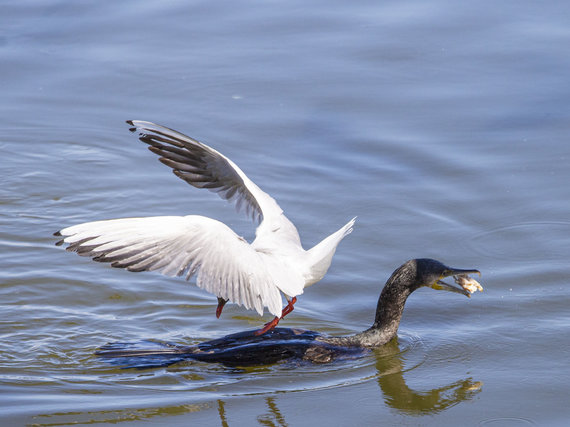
xmin=430 ymin=267 xmax=483 ymax=297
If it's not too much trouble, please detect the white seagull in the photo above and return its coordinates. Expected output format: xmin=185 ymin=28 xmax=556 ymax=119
xmin=55 ymin=121 xmax=356 ymax=334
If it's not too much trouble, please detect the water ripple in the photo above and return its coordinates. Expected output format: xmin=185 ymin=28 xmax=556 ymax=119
xmin=468 ymin=221 xmax=570 ymax=262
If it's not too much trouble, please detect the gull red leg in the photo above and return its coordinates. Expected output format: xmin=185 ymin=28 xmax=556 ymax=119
xmin=216 ymin=297 xmax=228 ymax=319
xmin=254 ymin=316 xmax=280 ymax=336
xmin=280 ymin=296 xmax=297 ymax=318
xmin=254 ymin=297 xmax=298 ymax=336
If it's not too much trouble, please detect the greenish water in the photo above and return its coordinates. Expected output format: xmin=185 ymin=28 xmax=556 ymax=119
xmin=2 ymin=1 xmax=570 ymax=425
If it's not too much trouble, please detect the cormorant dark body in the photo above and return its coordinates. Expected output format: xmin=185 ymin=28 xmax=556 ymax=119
xmin=96 ymin=328 xmax=367 ymax=368
xmin=96 ymin=259 xmax=481 ymax=369
xmin=193 ymin=328 xmax=322 ymax=366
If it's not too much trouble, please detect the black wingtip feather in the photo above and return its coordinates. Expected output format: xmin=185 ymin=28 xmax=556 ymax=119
xmin=126 ymin=120 xmax=264 ymax=224
xmin=147 ymin=145 xmax=163 ymax=156
xmin=126 ymin=120 xmax=137 ymax=132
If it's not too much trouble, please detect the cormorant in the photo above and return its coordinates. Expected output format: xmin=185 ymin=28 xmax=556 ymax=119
xmin=96 ymin=258 xmax=482 ymax=368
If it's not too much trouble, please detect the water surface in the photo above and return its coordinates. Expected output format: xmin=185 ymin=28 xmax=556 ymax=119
xmin=2 ymin=1 xmax=570 ymax=425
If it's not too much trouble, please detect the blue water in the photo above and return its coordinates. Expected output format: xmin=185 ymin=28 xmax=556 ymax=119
xmin=2 ymin=1 xmax=570 ymax=425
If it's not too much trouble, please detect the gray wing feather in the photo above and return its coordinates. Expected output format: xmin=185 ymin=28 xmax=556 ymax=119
xmin=127 ymin=120 xmax=264 ymax=222
xmin=56 ymin=215 xmax=284 ymax=316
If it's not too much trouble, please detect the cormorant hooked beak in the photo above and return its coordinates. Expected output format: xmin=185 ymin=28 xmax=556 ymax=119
xmin=430 ymin=267 xmax=482 ymax=297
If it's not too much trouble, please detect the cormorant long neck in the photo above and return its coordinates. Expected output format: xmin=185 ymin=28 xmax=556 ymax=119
xmin=321 ymin=263 xmax=417 ymax=348
xmin=361 ymin=275 xmax=414 ymax=345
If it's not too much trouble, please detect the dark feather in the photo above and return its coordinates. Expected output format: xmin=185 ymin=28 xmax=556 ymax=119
xmin=127 ymin=121 xmax=263 ymax=222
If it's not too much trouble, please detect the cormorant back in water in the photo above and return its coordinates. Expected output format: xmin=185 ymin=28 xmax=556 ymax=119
xmin=96 ymin=258 xmax=482 ymax=368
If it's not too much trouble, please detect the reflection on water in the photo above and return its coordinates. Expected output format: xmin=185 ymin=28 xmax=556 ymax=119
xmin=31 ymin=402 xmax=209 ymax=425
xmin=216 ymin=397 xmax=289 ymax=427
xmin=256 ymin=397 xmax=287 ymax=427
xmin=374 ymin=341 xmax=482 ymax=415
xmin=29 ymin=335 xmax=481 ymax=425
xmin=217 ymin=400 xmax=229 ymax=427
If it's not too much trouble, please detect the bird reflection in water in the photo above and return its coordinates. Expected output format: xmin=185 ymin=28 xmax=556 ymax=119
xmin=257 ymin=397 xmax=287 ymax=427
xmin=373 ymin=339 xmax=482 ymax=415
xmin=217 ymin=397 xmax=287 ymax=427
xmin=217 ymin=400 xmax=229 ymax=427
xmin=211 ymin=339 xmax=481 ymax=427
xmin=31 ymin=340 xmax=481 ymax=427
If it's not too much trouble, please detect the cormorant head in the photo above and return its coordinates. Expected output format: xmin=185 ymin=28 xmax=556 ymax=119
xmin=413 ymin=258 xmax=481 ymax=297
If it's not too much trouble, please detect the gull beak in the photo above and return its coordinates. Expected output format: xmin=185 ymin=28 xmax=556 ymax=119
xmin=430 ymin=267 xmax=481 ymax=298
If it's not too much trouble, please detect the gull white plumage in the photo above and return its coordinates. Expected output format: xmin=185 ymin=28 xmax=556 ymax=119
xmin=55 ymin=121 xmax=355 ymax=334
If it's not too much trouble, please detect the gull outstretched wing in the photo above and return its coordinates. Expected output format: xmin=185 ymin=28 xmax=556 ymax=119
xmin=127 ymin=120 xmax=282 ymax=223
xmin=55 ymin=215 xmax=287 ymax=316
